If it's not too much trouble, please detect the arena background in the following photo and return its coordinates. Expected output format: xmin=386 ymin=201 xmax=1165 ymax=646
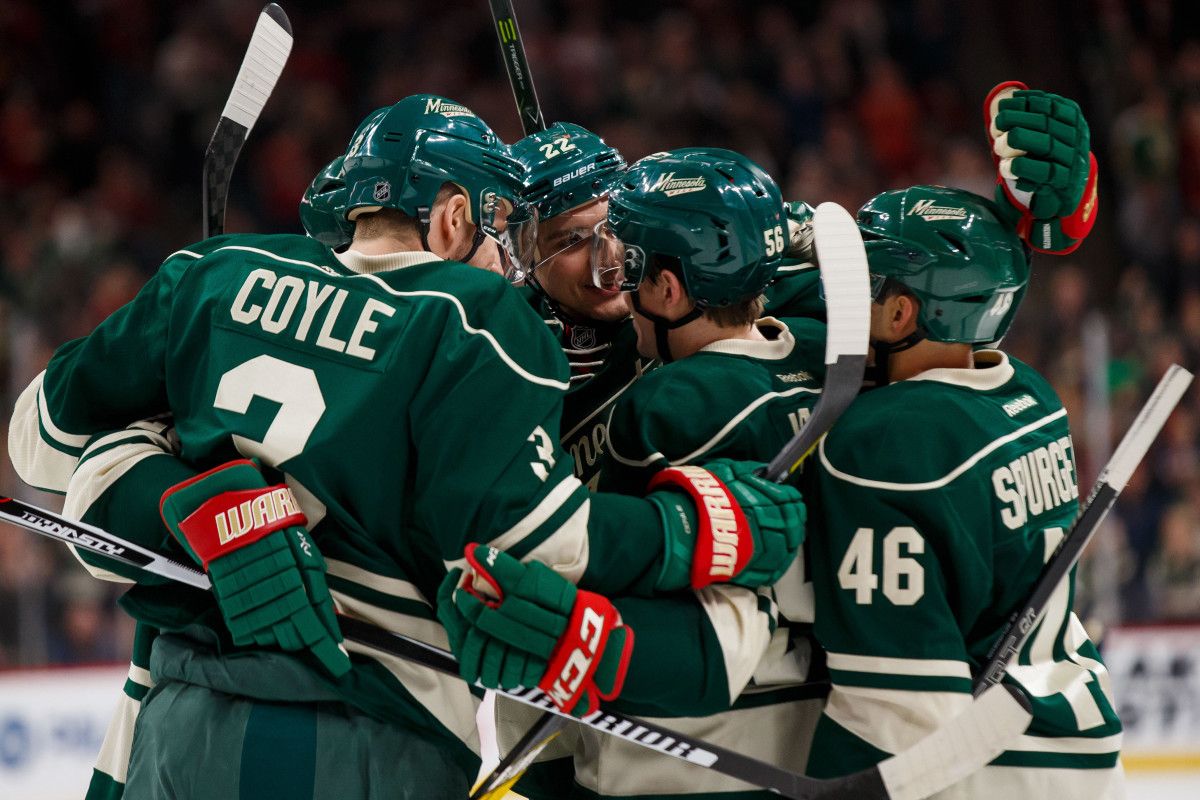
xmin=0 ymin=0 xmax=1198 ymax=796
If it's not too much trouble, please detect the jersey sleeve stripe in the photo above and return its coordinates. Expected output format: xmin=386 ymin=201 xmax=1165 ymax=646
xmin=324 ymin=558 xmax=431 ymax=606
xmin=507 ymin=501 xmax=591 ymax=584
xmin=818 ymin=407 xmax=1068 ymax=491
xmin=444 ymin=474 xmax=586 ymax=571
xmin=7 ymin=377 xmax=80 ymax=493
xmin=37 ymin=379 xmax=91 ymax=449
xmin=93 ymin=692 xmax=141 ymax=783
xmin=697 ymin=584 xmax=776 ymax=703
xmin=162 ymin=248 xmax=204 ymax=260
xmin=826 ymin=651 xmax=972 ymax=678
xmin=1005 ymin=732 xmax=1123 ymax=754
xmin=824 ymin=684 xmax=973 ymax=756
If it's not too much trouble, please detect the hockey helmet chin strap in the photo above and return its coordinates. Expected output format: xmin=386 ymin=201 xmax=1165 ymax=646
xmin=630 ymin=291 xmax=704 ymax=364
xmin=867 ymin=328 xmax=925 ymax=386
xmin=417 ymin=205 xmax=489 ymax=264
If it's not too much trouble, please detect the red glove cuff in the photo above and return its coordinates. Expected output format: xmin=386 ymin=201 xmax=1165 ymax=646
xmin=1058 ymin=151 xmax=1100 ymax=243
xmin=166 ymin=470 xmax=306 ymax=569
xmin=538 ymin=590 xmax=630 ymax=715
xmin=648 ymin=465 xmax=753 ymax=589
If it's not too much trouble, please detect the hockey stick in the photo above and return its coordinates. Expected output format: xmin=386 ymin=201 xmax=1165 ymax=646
xmin=761 ymin=202 xmax=871 ymax=483
xmin=975 ymin=363 xmax=1193 ymax=695
xmin=201 ymin=3 xmax=293 ymax=237
xmin=488 ymin=0 xmax=547 ymax=136
xmin=1 ymin=497 xmax=1026 ymax=800
xmin=473 ymin=202 xmax=872 ymax=798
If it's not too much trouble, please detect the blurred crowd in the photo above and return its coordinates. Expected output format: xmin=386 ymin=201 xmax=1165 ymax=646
xmin=0 ymin=0 xmax=1197 ymax=666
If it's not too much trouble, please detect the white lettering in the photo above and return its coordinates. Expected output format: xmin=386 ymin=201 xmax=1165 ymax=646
xmin=346 ymin=298 xmax=396 ymax=360
xmin=231 ymin=269 xmax=276 ymax=324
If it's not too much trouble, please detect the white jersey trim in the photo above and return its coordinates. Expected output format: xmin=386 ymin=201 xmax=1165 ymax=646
xmin=819 ymin=407 xmax=1068 ymax=491
xmin=698 ymin=318 xmax=796 ymax=360
xmin=906 ymin=349 xmax=1014 ymax=390
xmin=356 ymin=273 xmax=571 ymax=390
xmin=36 ymin=376 xmax=91 ymax=449
xmin=9 ymin=373 xmax=78 ymax=492
xmin=128 ymin=664 xmax=153 ymax=688
xmin=608 ymin=384 xmax=821 ymax=469
xmin=325 ymin=559 xmax=432 ymax=606
xmin=697 ymin=584 xmax=776 ymax=703
xmin=826 ymin=651 xmax=972 ymax=679
xmin=774 ymin=261 xmax=818 ymax=273
xmin=444 ymin=474 xmax=586 ymax=571
xmin=1005 ymin=732 xmax=1123 ymax=755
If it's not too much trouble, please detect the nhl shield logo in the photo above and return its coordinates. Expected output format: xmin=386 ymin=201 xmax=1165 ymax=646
xmin=373 ymin=180 xmax=391 ymax=202
xmin=570 ymin=326 xmax=597 ymax=350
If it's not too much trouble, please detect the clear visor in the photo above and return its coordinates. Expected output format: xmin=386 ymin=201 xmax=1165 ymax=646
xmin=588 ymin=220 xmax=642 ymax=292
xmin=492 ymin=200 xmax=538 ymax=284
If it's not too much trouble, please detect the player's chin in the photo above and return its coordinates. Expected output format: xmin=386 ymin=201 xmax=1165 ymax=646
xmin=579 ymin=286 xmax=632 ymax=320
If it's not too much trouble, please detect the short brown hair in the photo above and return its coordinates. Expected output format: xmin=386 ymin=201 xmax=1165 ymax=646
xmin=352 ymin=183 xmax=464 ymax=239
xmin=643 ymin=254 xmax=765 ymax=329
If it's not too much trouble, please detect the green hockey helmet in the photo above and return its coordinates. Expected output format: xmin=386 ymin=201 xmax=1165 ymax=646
xmin=596 ymin=147 xmax=786 ymax=308
xmin=299 ymin=155 xmax=353 ymax=249
xmin=338 ymin=95 xmax=535 ymax=270
xmin=856 ymin=185 xmax=1030 ymax=345
xmin=512 ymin=122 xmax=626 ymax=220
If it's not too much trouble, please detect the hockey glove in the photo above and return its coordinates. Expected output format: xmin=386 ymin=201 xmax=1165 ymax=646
xmin=784 ymin=200 xmax=816 ymax=261
xmin=438 ymin=544 xmax=633 ymax=718
xmin=646 ymin=459 xmax=805 ymax=592
xmin=160 ymin=459 xmax=351 ymax=678
xmin=985 ymin=81 xmax=1099 ymax=254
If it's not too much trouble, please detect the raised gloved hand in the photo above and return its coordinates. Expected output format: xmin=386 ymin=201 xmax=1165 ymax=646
xmin=160 ymin=459 xmax=351 ymax=678
xmin=645 ymin=459 xmax=805 ymax=592
xmin=984 ymin=81 xmax=1098 ymax=254
xmin=784 ymin=200 xmax=816 ymax=261
xmin=438 ymin=544 xmax=633 ymax=717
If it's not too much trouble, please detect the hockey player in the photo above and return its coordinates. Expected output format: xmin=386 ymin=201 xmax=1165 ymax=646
xmin=8 ymin=95 xmax=806 ymax=799
xmin=510 ymin=123 xmax=642 ymax=489
xmin=444 ymin=147 xmax=830 ymax=798
xmin=804 ymin=185 xmax=1122 ymax=796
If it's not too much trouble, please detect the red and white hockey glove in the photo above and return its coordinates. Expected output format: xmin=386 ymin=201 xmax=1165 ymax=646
xmin=160 ymin=459 xmax=351 ymax=678
xmin=984 ymin=81 xmax=1099 ymax=254
xmin=645 ymin=459 xmax=805 ymax=591
xmin=437 ymin=544 xmax=634 ymax=717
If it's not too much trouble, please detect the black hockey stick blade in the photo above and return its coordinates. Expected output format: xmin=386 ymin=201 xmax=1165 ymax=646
xmin=975 ymin=363 xmax=1193 ymax=695
xmin=488 ymin=0 xmax=547 ymax=135
xmin=202 ymin=3 xmax=293 ymax=237
xmin=0 ymin=496 xmax=210 ymax=590
xmin=762 ymin=202 xmax=870 ymax=483
xmin=2 ymin=496 xmax=1029 ymax=800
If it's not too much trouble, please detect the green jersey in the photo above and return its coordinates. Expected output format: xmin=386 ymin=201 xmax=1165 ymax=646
xmin=763 ymin=259 xmax=823 ymax=321
xmin=509 ymin=317 xmax=830 ymax=800
xmin=806 ymin=351 xmax=1123 ymax=795
xmin=7 ymin=234 xmax=681 ymax=765
xmin=524 ymin=289 xmax=656 ymax=490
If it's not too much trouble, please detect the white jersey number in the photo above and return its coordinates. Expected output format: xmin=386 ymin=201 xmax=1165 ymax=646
xmin=214 ymin=354 xmax=328 ymax=524
xmin=837 ymin=526 xmax=925 ymax=606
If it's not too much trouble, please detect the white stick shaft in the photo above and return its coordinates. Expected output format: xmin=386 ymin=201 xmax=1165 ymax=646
xmin=1100 ymin=364 xmax=1192 ymax=491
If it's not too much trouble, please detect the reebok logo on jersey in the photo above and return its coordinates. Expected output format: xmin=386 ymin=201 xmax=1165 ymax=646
xmin=1002 ymin=394 xmax=1038 ymax=417
xmin=214 ymin=487 xmax=302 ymax=545
xmin=778 ymin=370 xmax=813 ymax=384
xmin=648 ymin=172 xmax=707 ymax=197
xmin=552 ymin=162 xmax=597 ymax=188
xmin=907 ymin=199 xmax=967 ymax=221
xmin=424 ymin=98 xmax=474 ymax=118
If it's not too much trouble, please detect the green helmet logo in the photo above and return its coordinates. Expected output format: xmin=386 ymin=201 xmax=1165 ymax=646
xmin=338 ymin=94 xmax=525 ymax=238
xmin=601 ymin=147 xmax=785 ymax=308
xmin=299 ymin=155 xmax=353 ymax=249
xmin=513 ymin=122 xmax=625 ymax=220
xmin=857 ymin=185 xmax=1031 ymax=344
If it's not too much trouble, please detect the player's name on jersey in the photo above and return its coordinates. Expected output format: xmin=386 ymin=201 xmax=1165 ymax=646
xmin=229 ymin=268 xmax=397 ymax=361
xmin=992 ymin=435 xmax=1079 ymax=529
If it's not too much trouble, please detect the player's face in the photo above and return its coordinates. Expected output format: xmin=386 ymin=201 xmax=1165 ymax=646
xmin=464 ymin=203 xmax=511 ymax=277
xmin=534 ymin=199 xmax=632 ymax=322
